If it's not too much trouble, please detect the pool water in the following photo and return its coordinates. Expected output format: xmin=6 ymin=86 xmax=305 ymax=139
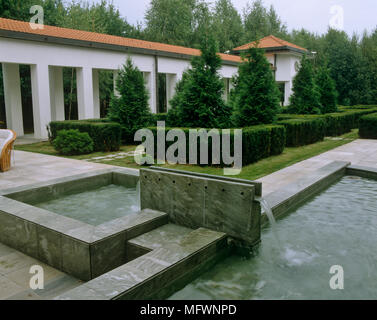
xmin=170 ymin=176 xmax=377 ymax=300
xmin=36 ymin=184 xmax=139 ymax=226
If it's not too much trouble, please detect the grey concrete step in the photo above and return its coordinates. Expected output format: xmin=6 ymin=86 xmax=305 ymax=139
xmin=55 ymin=225 xmax=229 ymax=300
xmin=127 ymin=223 xmax=194 ymax=251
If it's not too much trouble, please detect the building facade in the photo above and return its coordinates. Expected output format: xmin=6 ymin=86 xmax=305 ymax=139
xmin=232 ymin=35 xmax=308 ymax=107
xmin=0 ymin=18 xmax=306 ymax=139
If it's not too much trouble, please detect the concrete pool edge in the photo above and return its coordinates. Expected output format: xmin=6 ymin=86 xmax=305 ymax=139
xmin=262 ymin=161 xmax=350 ymax=225
xmin=0 ymin=168 xmax=169 ymax=281
xmin=4 ymin=160 xmax=376 ymax=300
xmin=55 ymin=228 xmax=229 ymax=300
xmin=346 ymin=165 xmax=377 ymax=180
xmin=261 ymin=162 xmax=377 ymax=227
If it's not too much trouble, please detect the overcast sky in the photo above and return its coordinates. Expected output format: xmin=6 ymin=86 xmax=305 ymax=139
xmin=91 ymin=0 xmax=377 ymax=36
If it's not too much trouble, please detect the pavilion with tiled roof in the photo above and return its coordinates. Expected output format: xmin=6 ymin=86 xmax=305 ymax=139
xmin=232 ymin=35 xmax=308 ymax=55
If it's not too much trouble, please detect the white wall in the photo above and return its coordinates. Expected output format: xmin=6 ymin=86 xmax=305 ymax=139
xmin=2 ymin=37 xmax=307 ymax=137
xmin=0 ymin=37 xmax=239 ymax=138
xmin=275 ymin=53 xmax=302 ymax=106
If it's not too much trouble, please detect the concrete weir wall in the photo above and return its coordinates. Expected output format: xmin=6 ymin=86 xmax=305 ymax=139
xmin=140 ymin=167 xmax=262 ymax=247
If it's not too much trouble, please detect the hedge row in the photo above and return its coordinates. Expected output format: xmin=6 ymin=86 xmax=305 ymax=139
xmin=277 ymin=118 xmax=326 ymax=147
xmin=49 ymin=119 xmax=122 ymax=152
xmin=144 ymin=124 xmax=286 ymax=166
xmin=153 ymin=113 xmax=168 ymax=122
xmin=277 ymin=106 xmax=377 ymax=146
xmin=359 ymin=113 xmax=377 ymax=139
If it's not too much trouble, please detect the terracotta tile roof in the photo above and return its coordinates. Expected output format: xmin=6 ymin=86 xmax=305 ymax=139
xmin=233 ymin=35 xmax=308 ymax=53
xmin=0 ymin=18 xmax=241 ymax=63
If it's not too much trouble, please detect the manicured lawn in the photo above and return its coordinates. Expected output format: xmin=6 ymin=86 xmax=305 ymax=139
xmin=15 ymin=143 xmax=136 ymax=160
xmin=15 ymin=129 xmax=359 ymax=180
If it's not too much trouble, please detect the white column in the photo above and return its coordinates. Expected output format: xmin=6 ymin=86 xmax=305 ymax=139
xmin=31 ymin=64 xmax=52 ymax=139
xmin=222 ymin=78 xmax=230 ymax=102
xmin=144 ymin=71 xmax=157 ymax=114
xmin=76 ymin=67 xmax=95 ymax=119
xmin=92 ymin=69 xmax=100 ymax=118
xmin=113 ymin=70 xmax=120 ymax=98
xmin=229 ymin=79 xmax=234 ymax=92
xmin=49 ymin=66 xmax=65 ymax=121
xmin=2 ymin=63 xmax=24 ymax=136
xmin=284 ymin=81 xmax=293 ymax=106
xmin=166 ymin=74 xmax=177 ymax=111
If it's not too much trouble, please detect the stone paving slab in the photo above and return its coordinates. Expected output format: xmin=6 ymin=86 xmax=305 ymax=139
xmin=0 ymin=150 xmax=138 ymax=191
xmin=0 ymin=243 xmax=83 ymax=300
xmin=128 ymin=223 xmax=193 ymax=251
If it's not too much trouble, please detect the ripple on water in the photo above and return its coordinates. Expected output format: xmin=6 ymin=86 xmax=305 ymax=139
xmin=169 ymin=176 xmax=377 ymax=300
xmin=36 ymin=184 xmax=139 ymax=226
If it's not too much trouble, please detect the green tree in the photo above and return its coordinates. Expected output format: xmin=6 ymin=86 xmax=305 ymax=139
xmin=144 ymin=0 xmax=214 ymax=49
xmin=166 ymin=73 xmax=189 ymax=126
xmin=289 ymin=56 xmax=321 ymax=114
xmin=361 ymin=28 xmax=377 ymax=103
xmin=243 ymin=0 xmax=287 ymax=42
xmin=315 ymin=65 xmax=338 ymax=113
xmin=168 ymin=36 xmax=232 ymax=128
xmin=144 ymin=0 xmax=196 ymax=47
xmin=108 ymin=58 xmax=152 ymax=142
xmin=212 ymin=0 xmax=243 ymax=52
xmin=231 ymin=47 xmax=280 ymax=126
xmin=323 ymin=29 xmax=361 ymax=105
xmin=190 ymin=0 xmax=213 ymax=49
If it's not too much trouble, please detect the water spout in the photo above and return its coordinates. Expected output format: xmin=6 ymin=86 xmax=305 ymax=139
xmin=255 ymin=197 xmax=276 ymax=226
xmin=255 ymin=196 xmax=282 ymax=250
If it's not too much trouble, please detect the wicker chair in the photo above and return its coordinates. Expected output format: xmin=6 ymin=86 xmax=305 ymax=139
xmin=0 ymin=129 xmax=16 ymax=172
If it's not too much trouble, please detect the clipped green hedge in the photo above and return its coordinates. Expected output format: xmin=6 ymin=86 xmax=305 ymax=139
xmin=269 ymin=125 xmax=287 ymax=155
xmin=144 ymin=124 xmax=286 ymax=166
xmin=53 ymin=129 xmax=94 ymax=155
xmin=49 ymin=119 xmax=121 ymax=152
xmin=359 ymin=113 xmax=377 ymax=139
xmin=277 ymin=106 xmax=377 ymax=140
xmin=339 ymin=105 xmax=377 ymax=111
xmin=153 ymin=113 xmax=168 ymax=122
xmin=277 ymin=118 xmax=326 ymax=147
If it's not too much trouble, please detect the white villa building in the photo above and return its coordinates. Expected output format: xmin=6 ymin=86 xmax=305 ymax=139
xmin=0 ymin=18 xmax=307 ymax=139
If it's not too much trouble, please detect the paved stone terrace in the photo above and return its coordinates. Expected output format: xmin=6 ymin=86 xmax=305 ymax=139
xmin=0 ymin=139 xmax=376 ymax=300
xmin=0 ymin=151 xmax=137 ymax=300
xmin=0 ymin=243 xmax=83 ymax=300
xmin=0 ymin=150 xmax=138 ymax=191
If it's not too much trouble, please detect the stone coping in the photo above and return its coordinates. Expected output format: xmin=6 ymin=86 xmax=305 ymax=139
xmin=55 ymin=227 xmax=228 ymax=300
xmin=0 ymin=168 xmax=147 ymax=244
xmin=346 ymin=165 xmax=377 ymax=180
xmin=262 ymin=161 xmax=350 ymax=224
xmin=0 ymin=194 xmax=167 ymax=244
xmin=0 ymin=168 xmax=171 ymax=280
xmin=0 ymin=167 xmax=139 ymax=196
